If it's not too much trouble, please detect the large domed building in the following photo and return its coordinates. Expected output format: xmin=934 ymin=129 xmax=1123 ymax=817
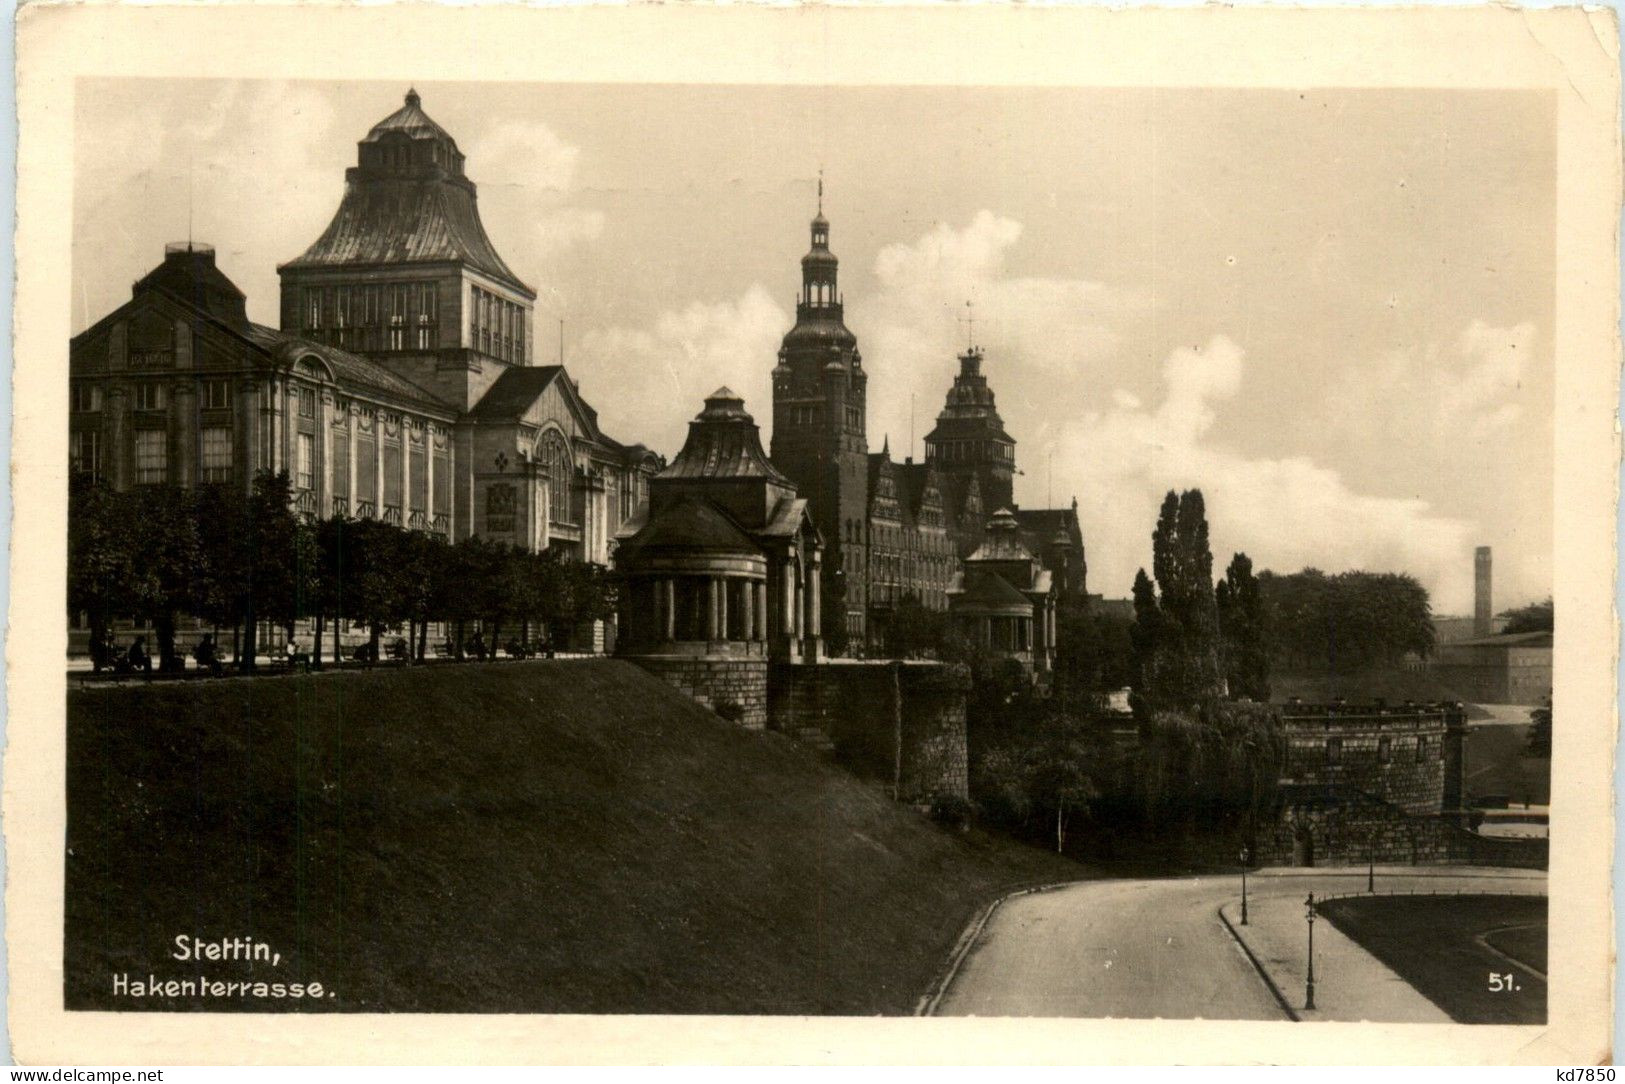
xmin=68 ymin=89 xmax=663 ymax=652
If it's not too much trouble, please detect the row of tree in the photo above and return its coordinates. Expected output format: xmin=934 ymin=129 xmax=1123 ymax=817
xmin=69 ymin=472 xmax=615 ymax=672
xmin=1257 ymin=567 xmax=1435 ymax=671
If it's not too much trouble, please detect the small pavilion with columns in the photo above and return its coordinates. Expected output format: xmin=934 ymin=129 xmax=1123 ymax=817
xmin=614 ymin=390 xmax=822 ymax=719
xmin=947 ymin=507 xmax=1057 ymax=677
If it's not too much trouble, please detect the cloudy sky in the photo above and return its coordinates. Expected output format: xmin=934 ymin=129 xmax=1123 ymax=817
xmin=73 ymin=80 xmax=1554 ymax=614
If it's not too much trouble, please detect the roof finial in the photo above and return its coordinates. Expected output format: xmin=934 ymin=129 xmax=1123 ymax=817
xmin=405 ymin=87 xmax=421 ymax=107
xmin=817 ymin=169 xmax=824 ymax=215
xmin=959 ymin=299 xmax=977 ymax=351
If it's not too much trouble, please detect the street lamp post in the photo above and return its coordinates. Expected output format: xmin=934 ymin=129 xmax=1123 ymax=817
xmin=1367 ymin=831 xmax=1375 ymax=893
xmin=1304 ymin=892 xmax=1317 ymax=1011
xmin=1239 ymin=847 xmax=1250 ymax=925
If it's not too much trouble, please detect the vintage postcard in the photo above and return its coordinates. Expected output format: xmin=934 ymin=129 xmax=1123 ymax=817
xmin=7 ymin=2 xmax=1619 ymax=1066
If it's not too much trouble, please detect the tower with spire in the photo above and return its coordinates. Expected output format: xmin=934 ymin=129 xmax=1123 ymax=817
xmin=769 ymin=179 xmax=870 ymax=648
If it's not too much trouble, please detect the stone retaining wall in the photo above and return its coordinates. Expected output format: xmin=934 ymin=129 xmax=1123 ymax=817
xmin=770 ymin=661 xmax=970 ymax=802
xmin=630 ymin=655 xmax=769 ymax=730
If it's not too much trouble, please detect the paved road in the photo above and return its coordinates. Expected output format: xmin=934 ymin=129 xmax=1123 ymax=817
xmin=933 ymin=868 xmax=1545 ymax=1019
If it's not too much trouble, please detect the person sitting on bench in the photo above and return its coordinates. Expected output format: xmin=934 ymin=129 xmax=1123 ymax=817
xmin=193 ymin=634 xmax=224 ymax=677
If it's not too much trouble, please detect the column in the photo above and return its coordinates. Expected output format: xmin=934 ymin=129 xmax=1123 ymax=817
xmin=172 ymin=381 xmax=197 ymax=488
xmin=373 ymin=418 xmax=385 ymax=513
xmin=754 ymin=582 xmax=767 ymax=642
xmin=318 ymin=391 xmax=333 ymax=514
xmin=425 ymin=426 xmax=436 ymax=527
xmin=782 ymin=559 xmax=796 ymax=637
xmin=740 ymin=580 xmax=754 ymax=642
xmin=793 ymin=570 xmax=804 ymax=647
xmin=107 ymin=386 xmax=129 ymax=490
xmin=346 ymin=405 xmax=358 ymax=511
xmin=401 ymin=420 xmax=412 ymax=525
xmin=663 ymin=579 xmax=676 ymax=641
xmin=808 ymin=556 xmax=822 ymax=639
xmin=706 ymin=578 xmax=720 ymax=641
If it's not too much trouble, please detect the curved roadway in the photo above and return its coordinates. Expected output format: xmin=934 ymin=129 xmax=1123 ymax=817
xmin=933 ymin=868 xmax=1545 ymax=1019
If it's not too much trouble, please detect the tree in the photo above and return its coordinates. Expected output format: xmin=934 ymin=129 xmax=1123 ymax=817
xmin=342 ymin=516 xmax=410 ymax=663
xmin=1258 ymin=568 xmax=1435 ymax=671
xmin=880 ymin=593 xmax=948 ymax=659
xmin=1216 ymin=552 xmax=1271 ymax=701
xmin=239 ymin=472 xmax=309 ymax=669
xmin=1131 ymin=490 xmax=1224 ymax=716
xmin=1500 ymin=598 xmax=1554 ymax=635
xmin=1130 ymin=699 xmax=1285 ymax=842
xmin=68 ymin=475 xmax=137 ymax=663
xmin=190 ymin=482 xmax=248 ymax=650
xmin=972 ymin=708 xmax=1120 ymax=853
xmin=313 ymin=516 xmax=352 ymax=666
xmin=1053 ymin=599 xmax=1134 ymax=710
xmin=1526 ymin=696 xmax=1552 ymax=757
xmin=124 ymin=484 xmax=203 ymax=671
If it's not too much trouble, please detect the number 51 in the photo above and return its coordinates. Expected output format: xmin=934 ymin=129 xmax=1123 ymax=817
xmin=1489 ymin=972 xmax=1520 ymax=992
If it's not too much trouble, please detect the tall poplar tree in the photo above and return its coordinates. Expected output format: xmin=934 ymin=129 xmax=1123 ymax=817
xmin=1216 ymin=551 xmax=1271 ymax=701
xmin=1132 ymin=489 xmax=1224 ymax=715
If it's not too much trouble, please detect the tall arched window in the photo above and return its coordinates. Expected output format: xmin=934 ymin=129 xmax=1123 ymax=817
xmin=539 ymin=430 xmax=573 ymax=524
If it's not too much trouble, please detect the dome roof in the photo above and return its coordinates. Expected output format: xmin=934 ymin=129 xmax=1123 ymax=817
xmin=966 ymin=508 xmax=1036 ymax=563
xmin=622 ymin=497 xmax=762 ymax=557
xmin=782 ymin=313 xmax=857 ymax=350
xmin=659 ymin=389 xmax=791 ymax=483
xmin=362 ymin=88 xmax=457 ymax=147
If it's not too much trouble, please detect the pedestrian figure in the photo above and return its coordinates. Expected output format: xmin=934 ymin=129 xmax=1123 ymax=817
xmin=193 ymin=634 xmax=224 ymax=677
xmin=126 ymin=636 xmax=152 ymax=679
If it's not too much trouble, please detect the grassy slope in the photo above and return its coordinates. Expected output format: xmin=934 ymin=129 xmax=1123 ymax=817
xmin=1318 ymin=895 xmax=1546 ymax=1024
xmin=67 ymin=659 xmax=1079 ymax=1013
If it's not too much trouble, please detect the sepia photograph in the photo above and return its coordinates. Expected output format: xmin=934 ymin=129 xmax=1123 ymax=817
xmin=9 ymin=3 xmax=1618 ymax=1066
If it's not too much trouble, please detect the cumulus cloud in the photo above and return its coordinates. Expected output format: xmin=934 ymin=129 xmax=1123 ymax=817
xmin=74 ymin=81 xmax=344 ymax=328
xmin=1331 ymin=320 xmax=1536 ymax=450
xmin=857 ymin=211 xmax=1137 ymax=454
xmin=573 ymin=286 xmax=790 ymax=453
xmin=1055 ymin=335 xmax=1481 ymax=611
xmin=465 ymin=119 xmax=605 ymax=269
xmin=1443 ymin=320 xmax=1533 ymax=436
xmin=73 ymin=88 xmax=606 ymax=330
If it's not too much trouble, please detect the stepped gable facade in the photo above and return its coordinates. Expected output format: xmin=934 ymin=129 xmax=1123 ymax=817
xmin=766 ymin=198 xmax=1088 ymax=652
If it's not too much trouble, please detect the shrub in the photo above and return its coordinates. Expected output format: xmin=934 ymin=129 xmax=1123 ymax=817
xmin=713 ymin=698 xmax=745 ymax=724
xmin=930 ymin=793 xmax=975 ymax=831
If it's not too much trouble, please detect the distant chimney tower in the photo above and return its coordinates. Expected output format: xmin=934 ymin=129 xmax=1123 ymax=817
xmin=1474 ymin=546 xmax=1493 ymax=636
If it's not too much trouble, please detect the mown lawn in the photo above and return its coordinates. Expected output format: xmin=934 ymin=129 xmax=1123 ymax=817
xmin=67 ymin=659 xmax=1080 ymax=1013
xmin=1319 ymin=894 xmax=1546 ymax=1024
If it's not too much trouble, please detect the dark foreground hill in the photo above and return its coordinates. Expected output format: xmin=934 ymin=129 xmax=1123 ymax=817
xmin=67 ymin=659 xmax=1078 ymax=1013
